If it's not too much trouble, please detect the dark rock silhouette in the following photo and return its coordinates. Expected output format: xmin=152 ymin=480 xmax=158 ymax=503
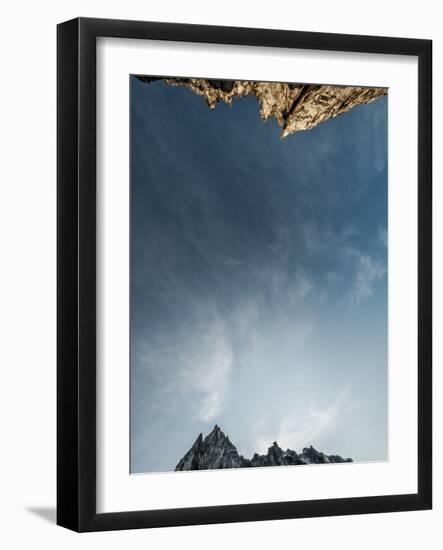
xmin=175 ymin=425 xmax=352 ymax=471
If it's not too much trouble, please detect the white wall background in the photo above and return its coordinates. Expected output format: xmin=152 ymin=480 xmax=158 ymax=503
xmin=0 ymin=0 xmax=440 ymax=547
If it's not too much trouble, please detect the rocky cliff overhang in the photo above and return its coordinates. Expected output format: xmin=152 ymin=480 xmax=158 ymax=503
xmin=136 ymin=76 xmax=387 ymax=138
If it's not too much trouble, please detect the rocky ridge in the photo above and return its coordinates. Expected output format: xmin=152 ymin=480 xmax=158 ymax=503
xmin=175 ymin=425 xmax=352 ymax=471
xmin=137 ymin=76 xmax=387 ymax=137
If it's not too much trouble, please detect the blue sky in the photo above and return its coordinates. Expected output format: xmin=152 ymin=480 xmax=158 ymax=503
xmin=130 ymin=77 xmax=388 ymax=473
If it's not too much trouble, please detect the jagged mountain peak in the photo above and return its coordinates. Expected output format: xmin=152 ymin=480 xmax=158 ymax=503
xmin=175 ymin=426 xmax=352 ymax=471
xmin=206 ymin=424 xmax=223 ymax=439
xmin=175 ymin=425 xmax=244 ymax=471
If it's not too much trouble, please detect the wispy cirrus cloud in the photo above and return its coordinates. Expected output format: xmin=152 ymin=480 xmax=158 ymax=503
xmin=339 ymin=245 xmax=386 ymax=306
xmin=132 ymin=304 xmax=233 ymax=423
xmin=252 ymin=386 xmax=352 ymax=454
xmin=187 ymin=317 xmax=233 ymax=422
xmin=290 ymin=266 xmax=314 ymax=304
xmin=348 ymin=253 xmax=386 ymax=306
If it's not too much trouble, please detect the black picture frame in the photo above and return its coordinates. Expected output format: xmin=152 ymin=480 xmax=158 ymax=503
xmin=57 ymin=17 xmax=432 ymax=532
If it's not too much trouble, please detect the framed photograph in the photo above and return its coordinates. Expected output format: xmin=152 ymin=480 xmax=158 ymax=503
xmin=57 ymin=17 xmax=432 ymax=531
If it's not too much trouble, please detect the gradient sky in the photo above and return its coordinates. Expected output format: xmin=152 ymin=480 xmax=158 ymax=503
xmin=130 ymin=76 xmax=388 ymax=474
